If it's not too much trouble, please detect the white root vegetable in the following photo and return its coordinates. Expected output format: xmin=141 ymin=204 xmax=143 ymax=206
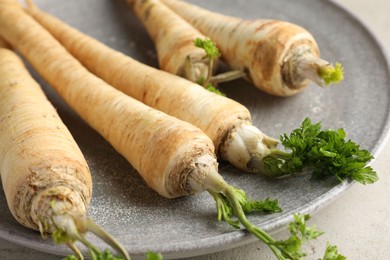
xmin=127 ymin=0 xmax=218 ymax=83
xmin=0 ymin=3 xmax=295 ymax=259
xmin=0 ymin=39 xmax=129 ymax=259
xmin=25 ymin=0 xmax=279 ymax=173
xmin=161 ymin=0 xmax=344 ymax=96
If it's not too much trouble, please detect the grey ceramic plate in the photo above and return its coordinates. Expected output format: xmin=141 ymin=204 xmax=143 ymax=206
xmin=1 ymin=0 xmax=390 ymax=259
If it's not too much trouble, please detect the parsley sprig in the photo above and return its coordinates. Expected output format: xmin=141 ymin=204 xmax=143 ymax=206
xmin=194 ymin=37 xmax=220 ymax=90
xmin=193 ymin=37 xmax=220 ymax=60
xmin=261 ymin=118 xmax=377 ymax=184
xmin=210 ymin=186 xmax=281 ymax=228
xmin=208 ymin=185 xmax=333 ymax=259
xmin=322 ymin=243 xmax=346 ymax=260
xmin=193 ymin=38 xmax=245 ymax=96
xmin=272 ymin=213 xmax=324 ymax=259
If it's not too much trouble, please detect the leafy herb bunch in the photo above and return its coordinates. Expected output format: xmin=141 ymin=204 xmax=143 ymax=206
xmin=263 ymin=118 xmax=377 ymax=184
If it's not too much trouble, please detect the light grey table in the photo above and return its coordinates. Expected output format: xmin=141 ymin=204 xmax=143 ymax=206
xmin=1 ymin=0 xmax=390 ymax=259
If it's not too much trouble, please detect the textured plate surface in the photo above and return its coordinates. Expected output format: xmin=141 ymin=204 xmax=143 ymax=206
xmin=0 ymin=0 xmax=390 ymax=259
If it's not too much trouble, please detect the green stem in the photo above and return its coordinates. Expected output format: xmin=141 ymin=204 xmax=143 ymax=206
xmin=85 ymin=218 xmax=130 ymax=260
xmin=62 ymin=217 xmax=101 ymax=257
xmin=269 ymin=149 xmax=293 ymax=160
xmin=222 ymin=186 xmax=293 ymax=260
xmin=202 ymin=57 xmax=214 ymax=87
xmin=210 ymin=70 xmax=246 ymax=84
xmin=52 ymin=214 xmax=129 ymax=260
xmin=247 ymin=149 xmax=293 ymax=177
xmin=66 ymin=242 xmax=83 ymax=260
xmin=197 ymin=161 xmax=290 ymax=258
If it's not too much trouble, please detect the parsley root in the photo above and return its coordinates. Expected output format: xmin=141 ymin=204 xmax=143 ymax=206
xmin=0 ymin=2 xmax=292 ymax=259
xmin=127 ymin=0 xmax=244 ymax=91
xmin=0 ymin=40 xmax=128 ymax=259
xmin=127 ymin=0 xmax=218 ymax=84
xmin=24 ymin=1 xmax=373 ymax=186
xmin=25 ymin=0 xmax=279 ymax=173
xmin=161 ymin=0 xmax=344 ymax=96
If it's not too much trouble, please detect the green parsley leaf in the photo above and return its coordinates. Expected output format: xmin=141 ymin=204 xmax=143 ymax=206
xmin=205 ymin=83 xmax=226 ymax=96
xmin=193 ymin=37 xmax=220 ymax=60
xmin=96 ymin=250 xmax=124 ymax=260
xmin=193 ymin=38 xmax=226 ymax=96
xmin=272 ymin=213 xmax=324 ymax=259
xmin=322 ymin=243 xmax=346 ymax=260
xmin=146 ymin=251 xmax=163 ymax=260
xmin=242 ymin=197 xmax=282 ymax=214
xmin=209 ymin=187 xmax=281 ymax=229
xmin=319 ymin=63 xmax=344 ymax=85
xmin=263 ymin=118 xmax=378 ymax=184
xmin=52 ymin=228 xmax=73 ymax=245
